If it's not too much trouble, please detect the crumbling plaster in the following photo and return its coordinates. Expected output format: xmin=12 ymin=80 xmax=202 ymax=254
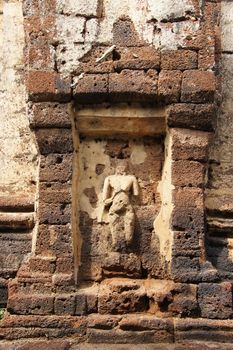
xmin=95 ymin=0 xmax=198 ymax=46
xmin=56 ymin=0 xmax=201 ymax=74
xmin=154 ymin=132 xmax=174 ymax=265
xmin=78 ymin=139 xmax=111 ymax=220
xmin=0 ymin=0 xmax=37 ymax=194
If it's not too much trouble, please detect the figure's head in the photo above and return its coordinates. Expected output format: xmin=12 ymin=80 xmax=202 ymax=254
xmin=115 ymin=160 xmax=128 ymax=175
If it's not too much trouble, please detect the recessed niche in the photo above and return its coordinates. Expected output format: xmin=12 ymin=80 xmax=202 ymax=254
xmin=72 ymin=103 xmax=167 ymax=282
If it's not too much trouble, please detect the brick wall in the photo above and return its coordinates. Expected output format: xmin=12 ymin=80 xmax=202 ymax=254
xmin=1 ymin=0 xmax=233 ymax=346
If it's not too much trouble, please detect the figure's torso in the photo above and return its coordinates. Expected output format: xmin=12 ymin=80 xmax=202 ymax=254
xmin=108 ymin=175 xmax=136 ymax=194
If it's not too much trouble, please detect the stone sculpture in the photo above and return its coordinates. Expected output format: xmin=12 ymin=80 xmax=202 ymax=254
xmin=98 ymin=164 xmax=139 ymax=251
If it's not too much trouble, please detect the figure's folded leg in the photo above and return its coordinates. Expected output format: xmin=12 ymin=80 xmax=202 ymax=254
xmin=109 ymin=212 xmax=120 ymax=250
xmin=124 ymin=208 xmax=135 ymax=245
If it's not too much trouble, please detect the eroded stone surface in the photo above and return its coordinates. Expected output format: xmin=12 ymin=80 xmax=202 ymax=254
xmin=206 ymin=1 xmax=233 ymax=279
xmin=0 ymin=1 xmax=37 ymax=191
xmin=98 ymin=164 xmax=139 ymax=252
xmin=1 ymin=0 xmax=231 ymax=346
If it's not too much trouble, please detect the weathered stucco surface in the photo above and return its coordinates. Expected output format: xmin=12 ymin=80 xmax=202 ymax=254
xmin=206 ymin=0 xmax=233 ymax=274
xmin=0 ymin=0 xmax=38 ymax=308
xmin=56 ymin=0 xmax=200 ymax=74
xmin=0 ymin=0 xmax=37 ymax=193
xmin=154 ymin=132 xmax=174 ymax=265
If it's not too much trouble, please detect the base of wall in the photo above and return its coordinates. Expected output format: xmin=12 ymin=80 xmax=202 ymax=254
xmin=1 ymin=314 xmax=233 ymax=344
xmin=0 ymin=341 xmax=233 ymax=350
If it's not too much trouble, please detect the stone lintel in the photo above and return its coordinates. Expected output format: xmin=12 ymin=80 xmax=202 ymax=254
xmin=74 ymin=104 xmax=166 ymax=136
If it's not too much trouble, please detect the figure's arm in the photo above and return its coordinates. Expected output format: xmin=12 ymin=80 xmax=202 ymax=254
xmin=102 ymin=177 xmax=110 ymax=202
xmin=132 ymin=177 xmax=139 ymax=196
xmin=97 ymin=177 xmax=110 ymax=223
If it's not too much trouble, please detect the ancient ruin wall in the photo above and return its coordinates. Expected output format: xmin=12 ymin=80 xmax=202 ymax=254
xmin=0 ymin=0 xmax=38 ymax=307
xmin=1 ymin=0 xmax=233 ymax=346
xmin=206 ymin=1 xmax=233 ymax=279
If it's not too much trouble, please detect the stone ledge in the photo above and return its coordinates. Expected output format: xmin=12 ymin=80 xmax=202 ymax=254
xmin=175 ymin=318 xmax=233 ymax=343
xmin=0 ymin=213 xmax=35 ymax=231
xmin=2 ymin=314 xmax=233 ymax=345
xmin=0 ymin=193 xmax=35 ymax=212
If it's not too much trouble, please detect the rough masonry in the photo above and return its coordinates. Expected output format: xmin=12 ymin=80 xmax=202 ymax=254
xmin=1 ymin=0 xmax=233 ymax=347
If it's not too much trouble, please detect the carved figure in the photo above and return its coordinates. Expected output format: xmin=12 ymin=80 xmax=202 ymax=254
xmin=98 ymin=164 xmax=139 ymax=251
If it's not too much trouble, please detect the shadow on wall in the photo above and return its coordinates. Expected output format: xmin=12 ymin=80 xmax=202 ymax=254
xmin=207 ymin=233 xmax=233 ymax=280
